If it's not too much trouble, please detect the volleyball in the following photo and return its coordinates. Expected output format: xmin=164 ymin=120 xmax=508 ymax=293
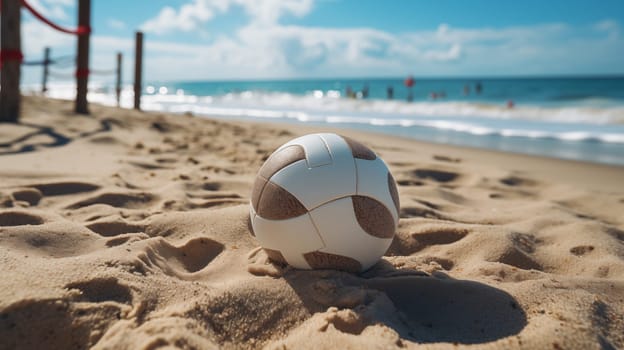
xmin=249 ymin=133 xmax=400 ymax=272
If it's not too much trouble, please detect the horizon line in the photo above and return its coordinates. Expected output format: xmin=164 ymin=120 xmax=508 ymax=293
xmin=146 ymin=73 xmax=624 ymax=85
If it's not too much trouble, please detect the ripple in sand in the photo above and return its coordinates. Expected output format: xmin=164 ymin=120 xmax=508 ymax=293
xmin=66 ymin=192 xmax=156 ymax=210
xmin=66 ymin=277 xmax=133 ymax=304
xmin=0 ymin=211 xmax=45 ymax=226
xmin=86 ymin=219 xmax=146 ymax=237
xmin=31 ymin=181 xmax=100 ymax=196
xmin=413 ymin=169 xmax=460 ymax=183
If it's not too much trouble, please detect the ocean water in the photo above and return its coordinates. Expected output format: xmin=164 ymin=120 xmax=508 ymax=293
xmin=33 ymin=77 xmax=624 ymax=166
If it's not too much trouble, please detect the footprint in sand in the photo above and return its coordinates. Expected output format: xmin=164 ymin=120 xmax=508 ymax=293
xmin=125 ymin=157 xmax=175 ymax=170
xmin=391 ymin=227 xmax=469 ymax=255
xmin=397 ymin=179 xmax=425 ymax=187
xmin=189 ymin=198 xmax=248 ymax=210
xmin=499 ymin=176 xmax=538 ymax=187
xmin=31 ymin=181 xmax=100 ymax=196
xmin=432 ymin=155 xmax=461 ymax=163
xmin=0 ymin=219 xmax=104 ymax=258
xmin=202 ymin=182 xmax=221 ymax=191
xmin=0 ymin=210 xmax=45 ymax=226
xmin=155 ymin=157 xmax=179 ymax=164
xmin=413 ymin=199 xmax=441 ymax=210
xmin=200 ymin=165 xmax=236 ymax=175
xmin=87 ymin=135 xmax=124 ymax=145
xmin=606 ymin=227 xmax=624 ymax=241
xmin=132 ymin=237 xmax=225 ymax=278
xmin=86 ymin=219 xmax=146 ymax=237
xmin=570 ymin=245 xmax=595 ymax=256
xmin=490 ymin=234 xmax=543 ymax=271
xmin=10 ymin=188 xmax=43 ymax=206
xmin=105 ymin=233 xmax=148 ymax=248
xmin=65 ymin=277 xmax=133 ymax=304
xmin=66 ymin=191 xmax=156 ymax=210
xmin=412 ymin=168 xmax=460 ymax=183
xmin=4 ymin=181 xmax=100 ymax=208
xmin=0 ymin=297 xmax=124 ymax=350
xmin=412 ymin=228 xmax=468 ymax=247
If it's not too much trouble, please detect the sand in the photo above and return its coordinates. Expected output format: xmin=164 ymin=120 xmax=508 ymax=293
xmin=1 ymin=96 xmax=623 ymax=350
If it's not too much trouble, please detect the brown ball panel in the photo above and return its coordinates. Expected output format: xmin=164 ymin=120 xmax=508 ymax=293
xmin=259 ymin=145 xmax=306 ymax=180
xmin=304 ymin=251 xmax=362 ymax=273
xmin=352 ymin=195 xmax=396 ymax=239
xmin=264 ymin=248 xmax=288 ymax=265
xmin=340 ymin=135 xmax=377 ymax=160
xmin=387 ymin=172 xmax=400 ymax=213
xmin=250 ymin=176 xmax=268 ymax=212
xmin=257 ymin=181 xmax=308 ymax=220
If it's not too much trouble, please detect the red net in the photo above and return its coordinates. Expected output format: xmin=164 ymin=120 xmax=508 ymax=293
xmin=0 ymin=50 xmax=23 ymax=68
xmin=21 ymin=0 xmax=90 ymax=36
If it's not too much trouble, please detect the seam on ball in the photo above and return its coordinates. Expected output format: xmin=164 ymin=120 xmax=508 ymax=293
xmin=307 ymin=211 xmax=328 ymax=249
xmin=353 ymin=151 xmax=359 ymax=195
xmin=317 ymin=134 xmax=334 ymax=166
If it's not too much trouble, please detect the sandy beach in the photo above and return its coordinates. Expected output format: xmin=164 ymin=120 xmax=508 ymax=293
xmin=1 ymin=96 xmax=623 ymax=349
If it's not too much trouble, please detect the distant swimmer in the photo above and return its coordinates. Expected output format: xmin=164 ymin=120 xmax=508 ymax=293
xmin=345 ymin=86 xmax=355 ymax=99
xmin=404 ymin=75 xmax=415 ymax=102
xmin=506 ymin=100 xmax=514 ymax=109
xmin=387 ymin=86 xmax=394 ymax=100
xmin=475 ymin=82 xmax=483 ymax=94
xmin=362 ymin=84 xmax=369 ymax=99
xmin=463 ymin=84 xmax=470 ymax=95
xmin=429 ymin=91 xmax=446 ymax=100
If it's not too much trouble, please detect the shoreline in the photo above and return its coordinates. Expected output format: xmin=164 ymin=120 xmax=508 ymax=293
xmin=225 ymin=117 xmax=624 ymax=193
xmin=29 ymin=87 xmax=624 ymax=166
xmin=11 ymin=95 xmax=624 ymax=191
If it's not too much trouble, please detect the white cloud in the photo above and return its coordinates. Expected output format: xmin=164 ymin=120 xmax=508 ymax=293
xmin=24 ymin=0 xmax=71 ymax=21
xmin=241 ymin=0 xmax=313 ymax=25
xmin=107 ymin=19 xmax=126 ymax=30
xmin=422 ymin=44 xmax=462 ymax=62
xmin=22 ymin=19 xmax=70 ymax=55
xmin=594 ymin=20 xmax=620 ymax=40
xmin=141 ymin=0 xmax=221 ymax=34
xmin=19 ymin=0 xmax=624 ymax=84
xmin=140 ymin=0 xmax=314 ymax=35
xmin=43 ymin=0 xmax=74 ymax=6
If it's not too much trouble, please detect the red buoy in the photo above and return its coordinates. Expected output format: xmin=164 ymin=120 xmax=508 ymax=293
xmin=404 ymin=76 xmax=415 ymax=88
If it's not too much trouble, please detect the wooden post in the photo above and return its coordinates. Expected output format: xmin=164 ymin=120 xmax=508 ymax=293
xmin=42 ymin=47 xmax=50 ymax=93
xmin=133 ymin=31 xmax=143 ymax=110
xmin=0 ymin=0 xmax=21 ymax=123
xmin=74 ymin=0 xmax=91 ymax=114
xmin=115 ymin=52 xmax=122 ymax=107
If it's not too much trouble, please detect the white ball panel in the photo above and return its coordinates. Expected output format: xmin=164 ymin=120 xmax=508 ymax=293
xmin=275 ymin=133 xmax=332 ymax=168
xmin=355 ymin=158 xmax=399 ymax=223
xmin=270 ymin=135 xmax=357 ymax=210
xmin=309 ymin=197 xmax=393 ymax=270
xmin=316 ymin=133 xmax=355 ymax=165
xmin=251 ymin=211 xmax=325 ymax=269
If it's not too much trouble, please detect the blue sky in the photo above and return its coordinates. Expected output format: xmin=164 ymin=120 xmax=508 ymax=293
xmin=20 ymin=0 xmax=624 ymax=84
